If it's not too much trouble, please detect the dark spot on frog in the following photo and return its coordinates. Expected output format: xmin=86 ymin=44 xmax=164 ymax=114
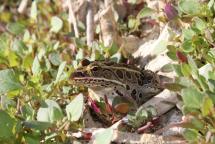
xmin=125 ymin=71 xmax=132 ymax=79
xmin=116 ymin=70 xmax=124 ymax=79
xmin=135 ymin=73 xmax=140 ymax=79
xmin=116 ymin=90 xmax=123 ymax=97
xmin=141 ymin=74 xmax=153 ymax=84
xmin=103 ymin=69 xmax=113 ymax=79
xmin=131 ymin=89 xmax=137 ymax=100
xmin=139 ymin=93 xmax=143 ymax=99
xmin=138 ymin=79 xmax=144 ymax=86
xmin=126 ymin=85 xmax=130 ymax=90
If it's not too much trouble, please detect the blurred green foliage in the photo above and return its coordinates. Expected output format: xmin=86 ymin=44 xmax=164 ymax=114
xmin=0 ymin=0 xmax=121 ymax=143
xmin=164 ymin=0 xmax=215 ymax=143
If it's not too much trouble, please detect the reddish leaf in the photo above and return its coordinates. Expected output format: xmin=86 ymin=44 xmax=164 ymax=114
xmin=114 ymin=103 xmax=130 ymax=114
xmin=89 ymin=98 xmax=101 ymax=114
xmin=176 ymin=51 xmax=188 ymax=63
xmin=83 ymin=132 xmax=92 ymax=141
xmin=164 ymin=3 xmax=178 ymax=20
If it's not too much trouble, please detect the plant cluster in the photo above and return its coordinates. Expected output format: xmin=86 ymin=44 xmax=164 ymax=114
xmin=164 ymin=0 xmax=215 ymax=143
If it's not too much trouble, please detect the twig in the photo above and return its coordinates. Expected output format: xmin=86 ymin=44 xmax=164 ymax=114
xmin=0 ymin=95 xmax=6 ymax=110
xmin=86 ymin=0 xmax=94 ymax=47
xmin=18 ymin=0 xmax=28 ymax=14
xmin=67 ymin=0 xmax=79 ymax=38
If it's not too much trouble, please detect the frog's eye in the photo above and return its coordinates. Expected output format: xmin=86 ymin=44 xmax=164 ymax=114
xmin=80 ymin=59 xmax=90 ymax=66
xmin=91 ymin=66 xmax=100 ymax=71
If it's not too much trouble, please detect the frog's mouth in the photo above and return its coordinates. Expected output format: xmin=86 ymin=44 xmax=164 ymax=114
xmin=71 ymin=71 xmax=107 ymax=87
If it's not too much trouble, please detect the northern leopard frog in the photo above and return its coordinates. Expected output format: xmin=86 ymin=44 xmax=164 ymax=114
xmin=70 ymin=59 xmax=163 ymax=106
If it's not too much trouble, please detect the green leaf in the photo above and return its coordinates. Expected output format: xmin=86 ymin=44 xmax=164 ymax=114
xmin=7 ymin=22 xmax=25 ymax=35
xmin=7 ymin=52 xmax=19 ymax=67
xmin=53 ymin=41 xmax=60 ymax=50
xmin=164 ymin=83 xmax=185 ymax=91
xmin=66 ymin=93 xmax=84 ymax=122
xmin=75 ymin=49 xmax=84 ymax=61
xmin=55 ymin=61 xmax=66 ymax=83
xmin=12 ymin=39 xmax=27 ymax=57
xmin=199 ymin=63 xmax=213 ymax=80
xmin=167 ymin=51 xmax=177 ymax=60
xmin=172 ymin=64 xmax=183 ymax=76
xmin=104 ymin=43 xmax=119 ymax=56
xmin=22 ymin=121 xmax=52 ymax=131
xmin=151 ymin=40 xmax=167 ymax=55
xmin=94 ymin=128 xmax=113 ymax=144
xmin=193 ymin=17 xmax=207 ymax=32
xmin=30 ymin=1 xmax=37 ymax=21
xmin=181 ymin=63 xmax=191 ymax=77
xmin=37 ymin=99 xmax=63 ymax=123
xmin=190 ymin=118 xmax=204 ymax=130
xmin=22 ymin=104 xmax=34 ymax=120
xmin=208 ymin=0 xmax=215 ymax=9
xmin=23 ymin=54 xmax=34 ymax=70
xmin=178 ymin=0 xmax=201 ymax=15
xmin=166 ymin=45 xmax=177 ymax=60
xmin=181 ymin=88 xmax=203 ymax=109
xmin=50 ymin=16 xmax=63 ymax=33
xmin=137 ymin=7 xmax=155 ymax=19
xmin=182 ymin=40 xmax=193 ymax=53
xmin=182 ymin=28 xmax=196 ymax=40
xmin=197 ymin=75 xmax=209 ymax=91
xmin=0 ymin=110 xmax=16 ymax=140
xmin=49 ymin=52 xmax=62 ymax=66
xmin=62 ymin=86 xmax=71 ymax=94
xmin=32 ymin=56 xmax=41 ymax=75
xmin=0 ymin=69 xmax=22 ymax=94
xmin=0 ymin=34 xmax=9 ymax=52
xmin=201 ymin=96 xmax=213 ymax=116
xmin=160 ymin=64 xmax=174 ymax=72
xmin=183 ymin=128 xmax=199 ymax=142
xmin=128 ymin=17 xmax=137 ymax=29
xmin=24 ymin=133 xmax=40 ymax=144
xmin=23 ymin=30 xmax=30 ymax=42
xmin=187 ymin=56 xmax=198 ymax=77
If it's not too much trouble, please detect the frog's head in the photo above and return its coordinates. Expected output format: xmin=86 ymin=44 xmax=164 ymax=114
xmin=70 ymin=59 xmax=114 ymax=88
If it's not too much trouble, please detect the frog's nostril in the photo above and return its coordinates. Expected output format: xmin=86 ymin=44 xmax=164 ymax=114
xmin=71 ymin=71 xmax=85 ymax=78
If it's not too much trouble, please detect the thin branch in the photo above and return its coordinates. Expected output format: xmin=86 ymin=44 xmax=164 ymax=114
xmin=67 ymin=0 xmax=79 ymax=38
xmin=86 ymin=0 xmax=94 ymax=47
xmin=18 ymin=0 xmax=28 ymax=14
